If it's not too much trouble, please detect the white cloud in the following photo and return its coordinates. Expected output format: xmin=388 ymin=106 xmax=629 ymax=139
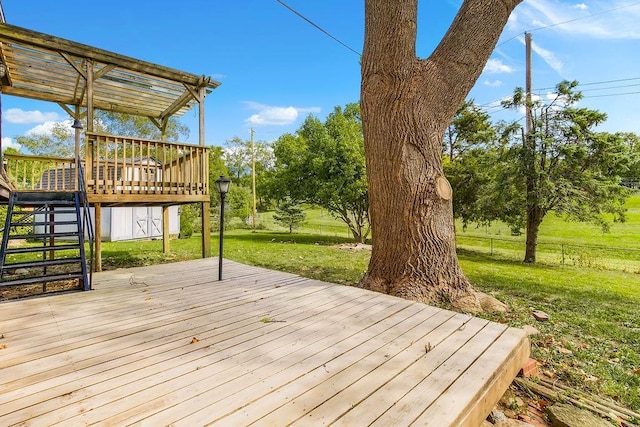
xmin=4 ymin=108 xmax=60 ymax=124
xmin=483 ymin=59 xmax=515 ymax=74
xmin=483 ymin=79 xmax=503 ymax=87
xmin=530 ymin=40 xmax=564 ymax=74
xmin=244 ymin=102 xmax=321 ymax=126
xmin=26 ymin=119 xmax=74 ymax=136
xmin=1 ymin=137 xmax=21 ymax=151
xmin=513 ymin=0 xmax=640 ymax=39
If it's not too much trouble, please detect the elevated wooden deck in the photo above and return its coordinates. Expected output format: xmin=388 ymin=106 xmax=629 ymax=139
xmin=2 ymin=132 xmax=210 ymax=207
xmin=0 ymin=168 xmax=14 ymax=201
xmin=0 ymin=259 xmax=529 ymax=426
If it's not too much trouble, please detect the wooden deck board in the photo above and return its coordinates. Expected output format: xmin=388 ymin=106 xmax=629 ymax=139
xmin=0 ymin=258 xmax=529 ymax=426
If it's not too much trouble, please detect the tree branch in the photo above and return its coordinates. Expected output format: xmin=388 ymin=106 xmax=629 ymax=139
xmin=425 ymin=0 xmax=523 ymax=117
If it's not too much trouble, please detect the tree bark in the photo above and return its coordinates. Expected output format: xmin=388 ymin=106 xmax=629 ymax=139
xmin=524 ymin=207 xmax=544 ymax=263
xmin=359 ymin=0 xmax=522 ymax=303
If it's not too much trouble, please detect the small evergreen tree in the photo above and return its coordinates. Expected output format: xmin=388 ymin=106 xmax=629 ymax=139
xmin=273 ymin=198 xmax=305 ymax=233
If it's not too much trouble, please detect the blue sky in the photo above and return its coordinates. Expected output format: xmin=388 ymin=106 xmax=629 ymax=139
xmin=2 ymin=0 xmax=640 ymax=150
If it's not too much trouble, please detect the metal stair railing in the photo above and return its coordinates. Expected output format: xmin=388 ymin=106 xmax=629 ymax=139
xmin=0 ymin=205 xmax=42 ymax=235
xmin=77 ymin=159 xmax=94 ymax=290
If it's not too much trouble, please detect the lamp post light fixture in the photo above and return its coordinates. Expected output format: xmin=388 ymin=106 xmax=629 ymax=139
xmin=71 ymin=118 xmax=83 ymax=190
xmin=71 ymin=118 xmax=83 ymax=129
xmin=215 ymin=175 xmax=231 ymax=281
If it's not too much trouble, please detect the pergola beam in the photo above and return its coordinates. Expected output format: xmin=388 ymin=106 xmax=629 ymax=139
xmin=0 ymin=23 xmax=221 ymax=88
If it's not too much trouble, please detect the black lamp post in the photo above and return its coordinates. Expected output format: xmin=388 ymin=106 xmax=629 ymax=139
xmin=215 ymin=175 xmax=231 ymax=281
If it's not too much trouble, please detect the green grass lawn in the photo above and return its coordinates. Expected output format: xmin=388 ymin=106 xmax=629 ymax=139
xmin=457 ymin=195 xmax=640 ymax=274
xmin=257 ymin=196 xmax=640 ymax=272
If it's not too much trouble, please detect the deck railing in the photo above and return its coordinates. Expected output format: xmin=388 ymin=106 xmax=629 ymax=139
xmin=86 ymin=133 xmax=209 ymax=197
xmin=3 ymin=153 xmax=77 ymax=191
xmin=3 ymin=134 xmax=209 ymax=199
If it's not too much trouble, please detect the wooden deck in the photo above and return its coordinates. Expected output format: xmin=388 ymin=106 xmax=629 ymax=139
xmin=0 ymin=259 xmax=529 ymax=426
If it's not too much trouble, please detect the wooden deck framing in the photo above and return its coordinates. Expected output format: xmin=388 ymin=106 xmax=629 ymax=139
xmin=0 ymin=259 xmax=529 ymax=426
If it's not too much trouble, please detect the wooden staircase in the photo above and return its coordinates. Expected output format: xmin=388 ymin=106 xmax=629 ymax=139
xmin=0 ymin=191 xmax=92 ymax=296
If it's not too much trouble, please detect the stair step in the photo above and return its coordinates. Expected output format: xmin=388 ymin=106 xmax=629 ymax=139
xmin=2 ymin=257 xmax=84 ymax=270
xmin=0 ymin=273 xmax=84 ymax=288
xmin=15 ymin=221 xmax=80 ymax=227
xmin=4 ymin=244 xmax=82 ymax=255
xmin=12 ymin=209 xmax=78 ymax=215
xmin=12 ymin=191 xmax=77 ymax=205
xmin=8 ymin=232 xmax=81 ymax=240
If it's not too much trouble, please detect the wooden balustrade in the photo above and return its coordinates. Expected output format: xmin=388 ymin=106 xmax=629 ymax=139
xmin=4 ymin=154 xmax=78 ymax=191
xmin=3 ymin=134 xmax=210 ymax=205
xmin=85 ymin=133 xmax=209 ymax=203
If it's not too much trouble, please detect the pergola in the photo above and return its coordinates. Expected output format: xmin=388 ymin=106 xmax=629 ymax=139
xmin=0 ymin=22 xmax=220 ymax=137
xmin=0 ymin=21 xmax=221 ymax=269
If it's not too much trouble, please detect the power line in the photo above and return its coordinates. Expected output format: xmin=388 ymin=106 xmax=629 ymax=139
xmin=535 ymin=76 xmax=640 ymax=92
xmin=583 ymin=90 xmax=640 ymax=99
xmin=276 ymin=0 xmax=361 ymax=56
xmin=496 ymin=2 xmax=640 ymax=47
xmin=528 ymin=2 xmax=640 ymax=34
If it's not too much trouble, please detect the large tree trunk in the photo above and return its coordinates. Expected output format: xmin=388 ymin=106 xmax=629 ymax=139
xmin=359 ymin=0 xmax=522 ymax=304
xmin=524 ymin=207 xmax=544 ymax=263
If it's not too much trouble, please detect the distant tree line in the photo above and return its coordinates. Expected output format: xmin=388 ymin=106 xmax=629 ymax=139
xmin=445 ymin=81 xmax=637 ymax=262
xmin=5 ymin=84 xmax=638 ymax=263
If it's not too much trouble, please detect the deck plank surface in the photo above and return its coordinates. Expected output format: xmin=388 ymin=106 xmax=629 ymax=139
xmin=0 ymin=259 xmax=529 ymax=426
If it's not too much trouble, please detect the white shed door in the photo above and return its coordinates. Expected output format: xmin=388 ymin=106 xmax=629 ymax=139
xmin=134 ymin=207 xmax=149 ymax=238
xmin=133 ymin=207 xmax=163 ymax=239
xmin=150 ymin=207 xmax=163 ymax=238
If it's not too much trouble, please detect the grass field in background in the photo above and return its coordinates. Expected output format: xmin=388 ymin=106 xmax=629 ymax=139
xmin=261 ymin=194 xmax=640 ymax=248
xmin=260 ymin=195 xmax=640 ymax=272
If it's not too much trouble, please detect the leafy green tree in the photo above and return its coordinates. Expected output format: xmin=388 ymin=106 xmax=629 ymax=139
xmin=208 ymin=146 xmax=230 ymax=206
xmin=224 ymin=136 xmax=250 ymax=183
xmin=619 ymin=132 xmax=640 ymax=185
xmin=14 ymin=111 xmax=190 ymax=158
xmin=223 ymin=136 xmax=275 ymax=210
xmin=272 ymin=103 xmax=369 ymax=243
xmin=443 ymin=101 xmax=500 ymax=228
xmin=273 ymin=197 xmax=306 ymax=233
xmin=496 ymin=81 xmax=631 ymax=262
xmin=15 ymin=122 xmax=75 ymax=157
xmin=443 ymin=100 xmax=496 ymax=162
xmin=179 ymin=204 xmax=198 ymax=238
xmin=96 ymin=111 xmax=189 ymax=141
xmin=226 ymin=185 xmax=252 ymax=222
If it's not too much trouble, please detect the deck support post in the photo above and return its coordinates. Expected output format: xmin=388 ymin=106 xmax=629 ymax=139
xmin=197 ymin=82 xmax=210 ymax=258
xmin=163 ymin=206 xmax=170 ymax=253
xmin=94 ymin=203 xmax=102 ymax=272
xmin=201 ymin=202 xmax=210 ymax=258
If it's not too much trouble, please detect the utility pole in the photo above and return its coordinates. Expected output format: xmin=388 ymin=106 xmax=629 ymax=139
xmin=525 ymin=32 xmax=533 ymax=134
xmin=251 ymin=128 xmax=257 ymax=230
xmin=523 ymin=31 xmax=537 ymax=263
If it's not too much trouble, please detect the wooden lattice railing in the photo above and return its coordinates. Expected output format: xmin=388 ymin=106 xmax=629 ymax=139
xmin=86 ymin=133 xmax=209 ymax=197
xmin=3 ymin=153 xmax=77 ymax=191
xmin=3 ymin=134 xmax=209 ymax=200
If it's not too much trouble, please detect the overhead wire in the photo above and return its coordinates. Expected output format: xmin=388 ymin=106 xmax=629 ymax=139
xmin=484 ymin=1 xmax=640 ymax=119
xmin=275 ymin=0 xmax=361 ymax=56
xmin=276 ymin=0 xmax=640 ymax=116
xmin=535 ymin=76 xmax=640 ymax=92
xmin=496 ymin=1 xmax=640 ymax=48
